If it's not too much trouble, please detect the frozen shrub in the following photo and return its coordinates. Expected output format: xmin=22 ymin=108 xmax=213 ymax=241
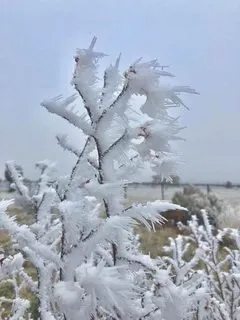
xmin=0 ymin=38 xmax=197 ymax=319
xmin=172 ymin=186 xmax=224 ymax=227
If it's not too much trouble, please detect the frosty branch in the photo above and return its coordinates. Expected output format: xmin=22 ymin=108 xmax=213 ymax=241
xmin=0 ymin=37 xmax=199 ymax=319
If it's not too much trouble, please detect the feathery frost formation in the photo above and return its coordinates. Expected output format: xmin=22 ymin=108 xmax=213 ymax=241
xmin=0 ymin=38 xmax=199 ymax=319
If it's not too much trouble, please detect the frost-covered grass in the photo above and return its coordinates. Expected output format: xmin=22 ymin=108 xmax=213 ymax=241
xmin=0 ymin=202 xmax=38 ymax=319
xmin=137 ymin=225 xmax=179 ymax=257
xmin=217 ymin=204 xmax=240 ymax=229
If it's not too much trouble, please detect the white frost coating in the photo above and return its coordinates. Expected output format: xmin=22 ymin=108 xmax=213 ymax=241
xmin=2 ymin=38 xmax=200 ymax=319
xmin=71 ymin=36 xmax=107 ymax=121
xmin=56 ymin=134 xmax=82 ymax=157
xmin=125 ymin=200 xmax=187 ymax=230
xmin=0 ymin=211 xmax=61 ymax=266
xmin=144 ymin=199 xmax=187 ymax=212
xmin=0 ymin=253 xmax=24 ymax=277
xmin=0 ymin=199 xmax=14 ymax=212
xmin=75 ymin=261 xmax=137 ymax=317
xmin=9 ymin=297 xmax=30 ymax=320
xmin=101 ymin=53 xmax=122 ymax=108
xmin=0 ymin=239 xmax=32 ymax=319
xmin=137 ymin=119 xmax=184 ymax=154
xmin=35 ymin=160 xmax=57 ymax=195
xmin=41 ymin=95 xmax=93 ymax=135
xmin=5 ymin=161 xmax=31 ymax=201
xmin=0 ymin=169 xmax=61 ymax=318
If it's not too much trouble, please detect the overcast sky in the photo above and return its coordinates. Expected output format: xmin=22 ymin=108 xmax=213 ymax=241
xmin=1 ymin=0 xmax=240 ymax=183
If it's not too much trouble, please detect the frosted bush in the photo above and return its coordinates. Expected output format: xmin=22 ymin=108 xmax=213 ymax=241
xmin=0 ymin=38 xmax=197 ymax=319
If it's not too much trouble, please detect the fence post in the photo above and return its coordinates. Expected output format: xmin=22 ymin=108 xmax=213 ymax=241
xmin=161 ymin=182 xmax=165 ymax=200
xmin=124 ymin=185 xmax=127 ymax=199
xmin=207 ymin=184 xmax=210 ymax=194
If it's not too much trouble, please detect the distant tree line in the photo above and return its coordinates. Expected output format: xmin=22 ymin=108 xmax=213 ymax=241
xmin=151 ymin=174 xmax=240 ymax=189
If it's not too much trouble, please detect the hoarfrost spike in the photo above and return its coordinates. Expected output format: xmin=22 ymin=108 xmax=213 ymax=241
xmin=88 ymin=36 xmax=97 ymax=51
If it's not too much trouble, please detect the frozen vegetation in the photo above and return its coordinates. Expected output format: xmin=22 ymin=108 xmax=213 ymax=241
xmin=0 ymin=38 xmax=240 ymax=320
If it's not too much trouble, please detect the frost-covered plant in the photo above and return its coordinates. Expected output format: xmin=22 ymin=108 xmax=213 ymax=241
xmin=162 ymin=211 xmax=240 ymax=319
xmin=0 ymin=250 xmax=32 ymax=320
xmin=0 ymin=38 xmax=197 ymax=319
xmin=172 ymin=186 xmax=224 ymax=227
xmin=0 ymin=162 xmax=61 ymax=319
xmin=218 ymin=204 xmax=240 ymax=229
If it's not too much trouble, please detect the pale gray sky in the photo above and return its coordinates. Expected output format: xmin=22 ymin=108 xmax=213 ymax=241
xmin=1 ymin=0 xmax=240 ymax=183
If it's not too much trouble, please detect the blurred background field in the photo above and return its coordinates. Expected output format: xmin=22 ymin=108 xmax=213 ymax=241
xmin=126 ymin=184 xmax=240 ymax=206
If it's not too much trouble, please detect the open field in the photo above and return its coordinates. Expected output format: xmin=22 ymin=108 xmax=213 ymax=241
xmin=126 ymin=185 xmax=240 ymax=207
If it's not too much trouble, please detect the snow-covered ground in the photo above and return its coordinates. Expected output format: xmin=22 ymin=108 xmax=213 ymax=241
xmin=126 ymin=185 xmax=240 ymax=207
